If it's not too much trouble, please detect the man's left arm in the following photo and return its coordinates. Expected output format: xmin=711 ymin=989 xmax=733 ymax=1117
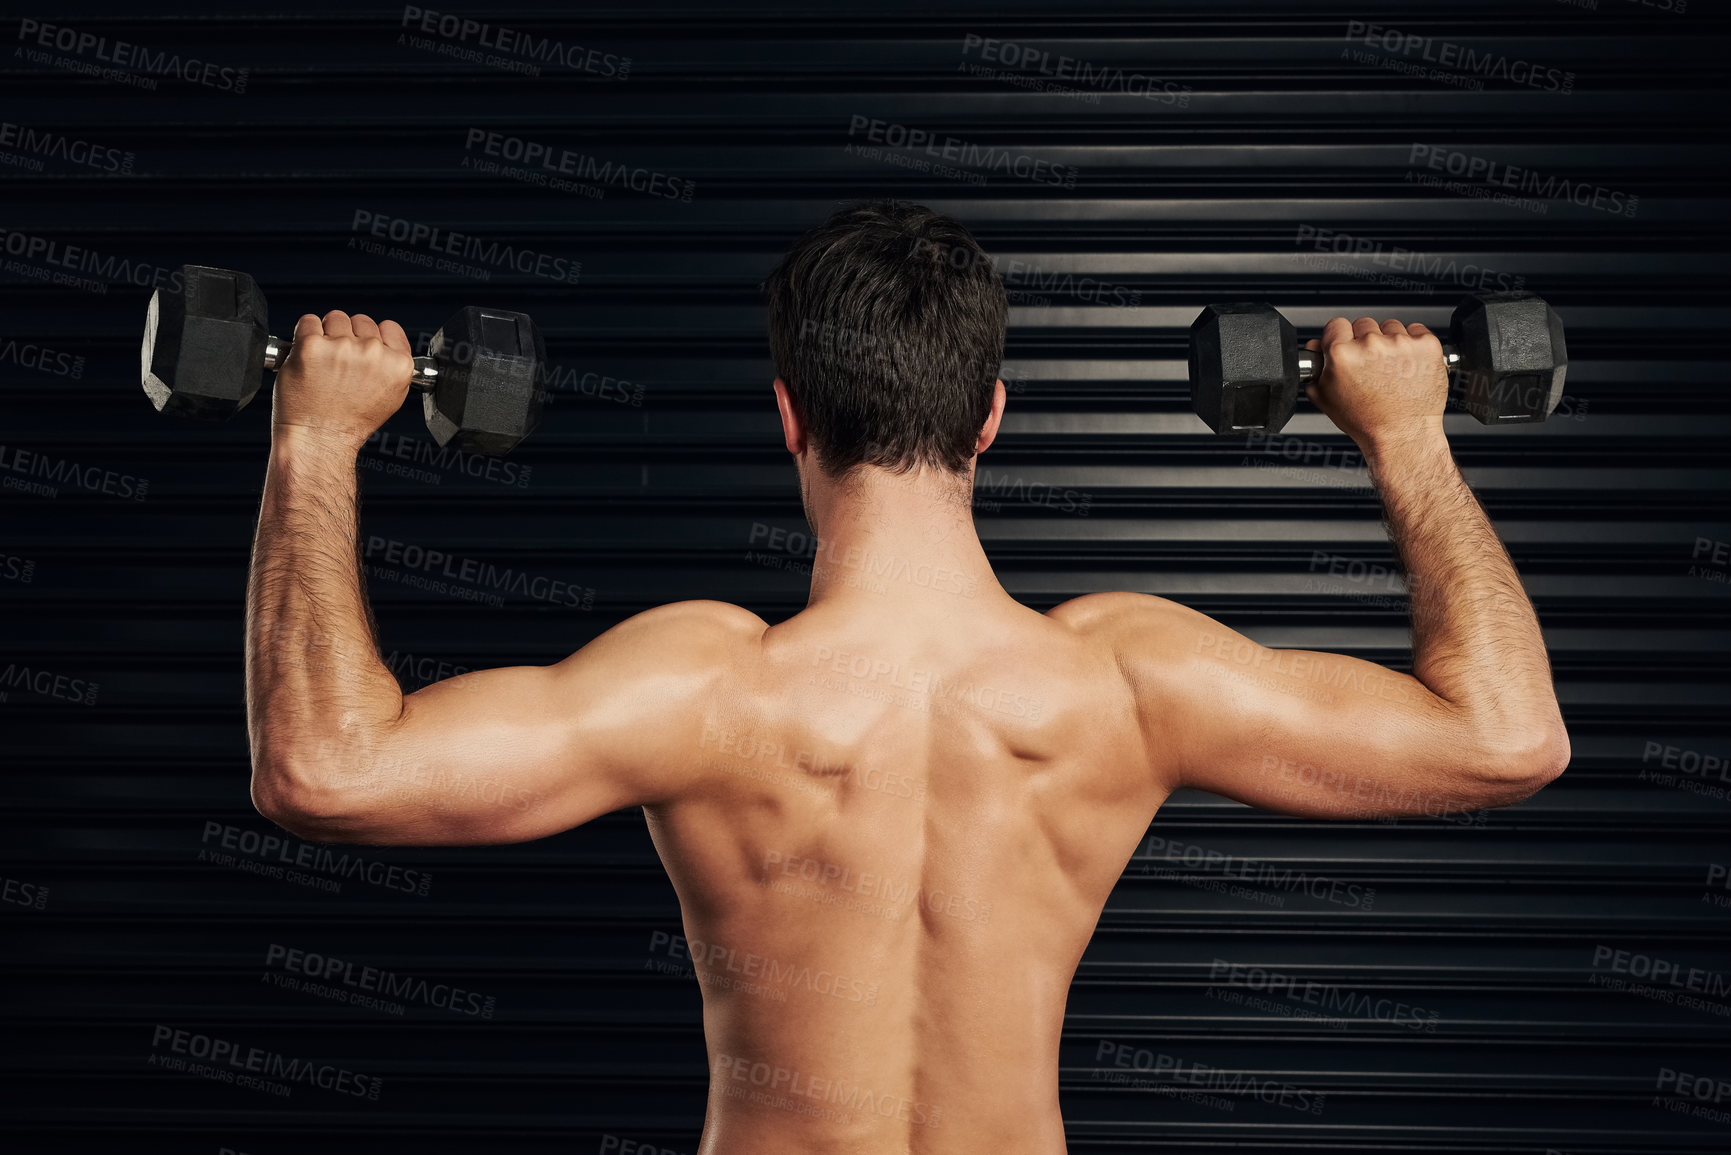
xmin=246 ymin=310 xmax=760 ymax=846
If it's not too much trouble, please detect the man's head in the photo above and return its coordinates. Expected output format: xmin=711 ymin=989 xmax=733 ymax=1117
xmin=764 ymin=200 xmax=1007 ymax=484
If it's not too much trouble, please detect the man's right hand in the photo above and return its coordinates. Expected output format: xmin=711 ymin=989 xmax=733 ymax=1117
xmin=1304 ymin=316 xmax=1449 ymax=451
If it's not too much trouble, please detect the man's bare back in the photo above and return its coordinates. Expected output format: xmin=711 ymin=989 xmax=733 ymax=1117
xmin=242 ymin=204 xmax=1568 ymax=1154
xmin=653 ymin=591 xmax=1158 ymax=1152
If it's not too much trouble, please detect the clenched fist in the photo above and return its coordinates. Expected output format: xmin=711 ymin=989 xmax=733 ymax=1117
xmin=1305 ymin=317 xmax=1448 ymax=451
xmin=271 ymin=310 xmax=416 ymax=452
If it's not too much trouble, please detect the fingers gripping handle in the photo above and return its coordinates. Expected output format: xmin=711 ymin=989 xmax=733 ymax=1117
xmin=262 ymin=336 xmax=438 ymax=392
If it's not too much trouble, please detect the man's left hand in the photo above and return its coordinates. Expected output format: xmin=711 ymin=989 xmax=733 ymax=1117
xmin=271 ymin=310 xmax=416 ymax=452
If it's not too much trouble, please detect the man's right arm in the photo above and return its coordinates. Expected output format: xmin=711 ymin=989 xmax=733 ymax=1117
xmin=1063 ymin=316 xmax=1569 ymax=818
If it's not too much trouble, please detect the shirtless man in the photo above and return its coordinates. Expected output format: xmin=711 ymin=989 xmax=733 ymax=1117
xmin=246 ymin=201 xmax=1569 ymax=1153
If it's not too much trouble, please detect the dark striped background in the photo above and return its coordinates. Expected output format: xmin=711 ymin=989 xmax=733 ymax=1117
xmin=2 ymin=2 xmax=1728 ymax=1152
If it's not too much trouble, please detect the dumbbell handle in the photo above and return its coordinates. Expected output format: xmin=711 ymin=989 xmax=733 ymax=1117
xmin=262 ymin=336 xmax=439 ymax=392
xmin=1294 ymin=345 xmax=1461 ymax=384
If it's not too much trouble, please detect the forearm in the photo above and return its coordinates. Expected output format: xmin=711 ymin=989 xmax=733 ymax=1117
xmin=1368 ymin=429 xmax=1564 ymax=759
xmin=246 ymin=427 xmax=402 ymax=807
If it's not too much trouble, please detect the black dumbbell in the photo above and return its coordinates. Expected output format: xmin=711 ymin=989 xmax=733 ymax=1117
xmin=1188 ymin=291 xmax=1568 ymax=435
xmin=141 ymin=264 xmax=545 ymax=456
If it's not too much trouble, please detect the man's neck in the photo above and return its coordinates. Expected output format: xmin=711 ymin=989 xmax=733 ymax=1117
xmin=801 ymin=463 xmax=1005 ymax=611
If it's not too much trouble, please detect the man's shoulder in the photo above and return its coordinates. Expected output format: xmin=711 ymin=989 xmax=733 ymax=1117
xmin=618 ymin=599 xmax=770 ymax=639
xmin=1045 ymin=591 xmax=1198 ymax=638
xmin=1045 ymin=592 xmax=1220 ymax=701
xmin=558 ymin=600 xmax=768 ymax=681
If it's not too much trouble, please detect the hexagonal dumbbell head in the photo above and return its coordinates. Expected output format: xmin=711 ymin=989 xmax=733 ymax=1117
xmin=423 ymin=307 xmax=547 ymax=455
xmin=1449 ymin=292 xmax=1568 ymax=424
xmin=141 ymin=265 xmax=270 ymax=421
xmin=1189 ymin=303 xmax=1301 ymax=435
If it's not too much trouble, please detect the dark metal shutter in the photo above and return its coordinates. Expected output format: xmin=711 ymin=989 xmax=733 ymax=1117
xmin=2 ymin=3 xmax=1727 ymax=1152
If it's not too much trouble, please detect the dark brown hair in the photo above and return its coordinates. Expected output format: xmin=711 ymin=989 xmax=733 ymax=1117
xmin=764 ymin=200 xmax=1006 ymax=478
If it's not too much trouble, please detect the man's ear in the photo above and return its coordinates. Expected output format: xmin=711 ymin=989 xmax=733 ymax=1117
xmin=772 ymin=378 xmax=806 ymax=457
xmin=974 ymin=378 xmax=1008 ymax=455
